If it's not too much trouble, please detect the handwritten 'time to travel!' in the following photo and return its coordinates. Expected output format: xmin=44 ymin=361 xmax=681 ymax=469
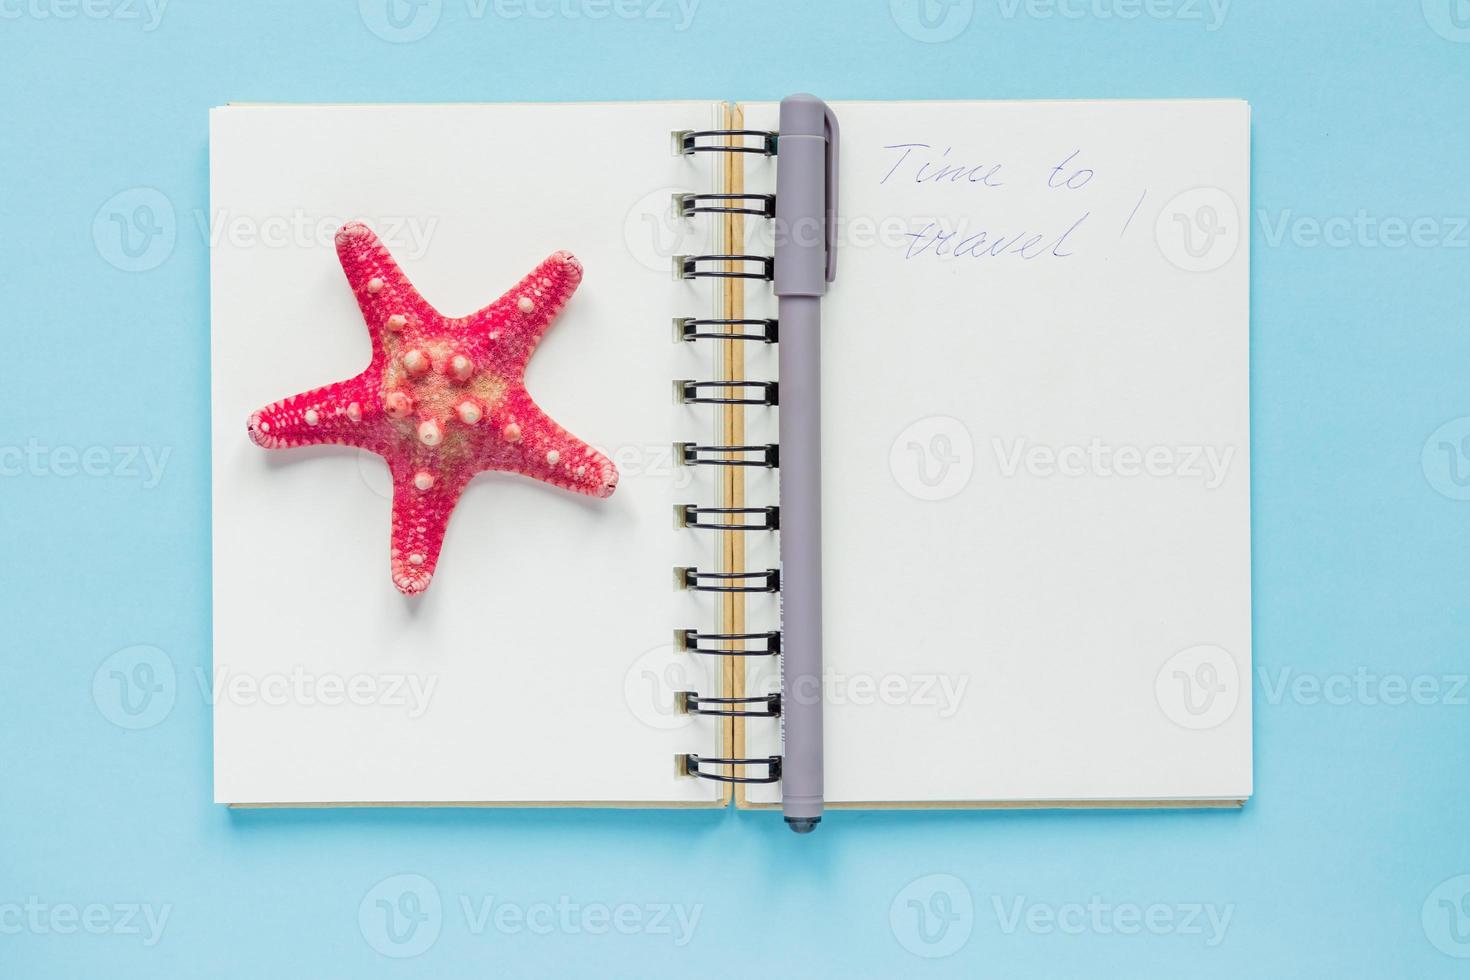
xmin=879 ymin=143 xmax=1146 ymax=264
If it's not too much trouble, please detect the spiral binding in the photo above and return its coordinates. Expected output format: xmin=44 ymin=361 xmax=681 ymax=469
xmin=675 ymin=193 xmax=776 ymax=218
xmin=675 ymin=442 xmax=779 ymax=468
xmin=674 ymin=629 xmax=781 ymax=656
xmin=678 ymin=692 xmax=782 ymax=718
xmin=675 ymin=379 xmax=778 ymax=406
xmin=680 ymin=754 xmax=782 ymax=784
xmin=673 ymin=129 xmax=778 ymax=156
xmin=671 ymin=128 xmax=784 ymax=788
xmin=674 ymin=318 xmax=778 ymax=344
xmin=676 ymin=505 xmax=779 ymax=532
xmin=674 ymin=254 xmax=773 ymax=281
xmin=675 ymin=567 xmax=780 ymax=594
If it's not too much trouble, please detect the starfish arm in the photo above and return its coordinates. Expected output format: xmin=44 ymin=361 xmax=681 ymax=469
xmin=467 ymin=251 xmax=584 ymax=375
xmin=386 ymin=459 xmax=473 ymax=595
xmin=485 ymin=387 xmax=619 ymax=498
xmin=335 ymin=221 xmax=440 ymax=346
xmin=247 ymin=373 xmax=384 ymax=450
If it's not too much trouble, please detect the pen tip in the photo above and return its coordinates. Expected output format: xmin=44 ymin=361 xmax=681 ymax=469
xmin=785 ymin=816 xmax=821 ymax=834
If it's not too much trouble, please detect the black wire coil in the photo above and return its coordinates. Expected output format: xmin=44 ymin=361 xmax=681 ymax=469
xmin=675 ymin=443 xmax=779 ymax=468
xmin=678 ymin=693 xmax=781 ymax=718
xmin=676 ymin=505 xmax=780 ymax=532
xmin=675 ymin=192 xmax=776 ymax=218
xmin=673 ymin=317 xmax=779 ymax=344
xmin=675 ymin=379 xmax=778 ymax=406
xmin=680 ymin=754 xmax=783 ymax=784
xmin=675 ymin=567 xmax=781 ymax=594
xmin=673 ymin=129 xmax=778 ymax=156
xmin=675 ymin=630 xmax=782 ymax=656
xmin=674 ymin=254 xmax=773 ymax=281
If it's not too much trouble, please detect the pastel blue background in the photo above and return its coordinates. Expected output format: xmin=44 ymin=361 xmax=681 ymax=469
xmin=3 ymin=0 xmax=1469 ymax=975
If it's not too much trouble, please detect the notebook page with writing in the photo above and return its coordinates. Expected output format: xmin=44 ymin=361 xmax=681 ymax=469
xmin=211 ymin=102 xmax=727 ymax=805
xmin=740 ymin=99 xmax=1251 ymax=806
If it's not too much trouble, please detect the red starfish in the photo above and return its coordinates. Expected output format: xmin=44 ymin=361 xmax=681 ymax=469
xmin=247 ymin=222 xmax=618 ymax=595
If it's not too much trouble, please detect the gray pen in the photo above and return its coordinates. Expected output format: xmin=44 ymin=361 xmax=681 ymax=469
xmin=774 ymin=94 xmax=839 ymax=834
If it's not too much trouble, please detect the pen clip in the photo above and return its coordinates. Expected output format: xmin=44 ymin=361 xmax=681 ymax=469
xmin=774 ymin=94 xmax=839 ymax=297
xmin=821 ymin=103 xmax=839 ymax=283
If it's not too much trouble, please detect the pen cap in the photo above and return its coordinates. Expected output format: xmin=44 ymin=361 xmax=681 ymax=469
xmin=774 ymin=94 xmax=839 ymax=297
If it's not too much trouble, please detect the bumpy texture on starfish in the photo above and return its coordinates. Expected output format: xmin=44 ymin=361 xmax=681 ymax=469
xmin=248 ymin=222 xmax=618 ymax=595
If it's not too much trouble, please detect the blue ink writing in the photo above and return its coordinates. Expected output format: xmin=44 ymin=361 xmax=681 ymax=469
xmin=880 ymin=143 xmax=1006 ymax=188
xmin=1047 ymin=150 xmax=1095 ymax=190
xmin=902 ymin=212 xmax=1091 ymax=262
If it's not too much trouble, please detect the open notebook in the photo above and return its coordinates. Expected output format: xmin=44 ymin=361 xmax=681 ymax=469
xmin=211 ymin=99 xmax=1250 ymax=809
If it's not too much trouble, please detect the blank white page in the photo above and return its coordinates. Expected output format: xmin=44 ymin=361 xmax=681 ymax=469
xmin=742 ymin=100 xmax=1251 ymax=805
xmin=211 ymin=103 xmax=726 ymax=805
